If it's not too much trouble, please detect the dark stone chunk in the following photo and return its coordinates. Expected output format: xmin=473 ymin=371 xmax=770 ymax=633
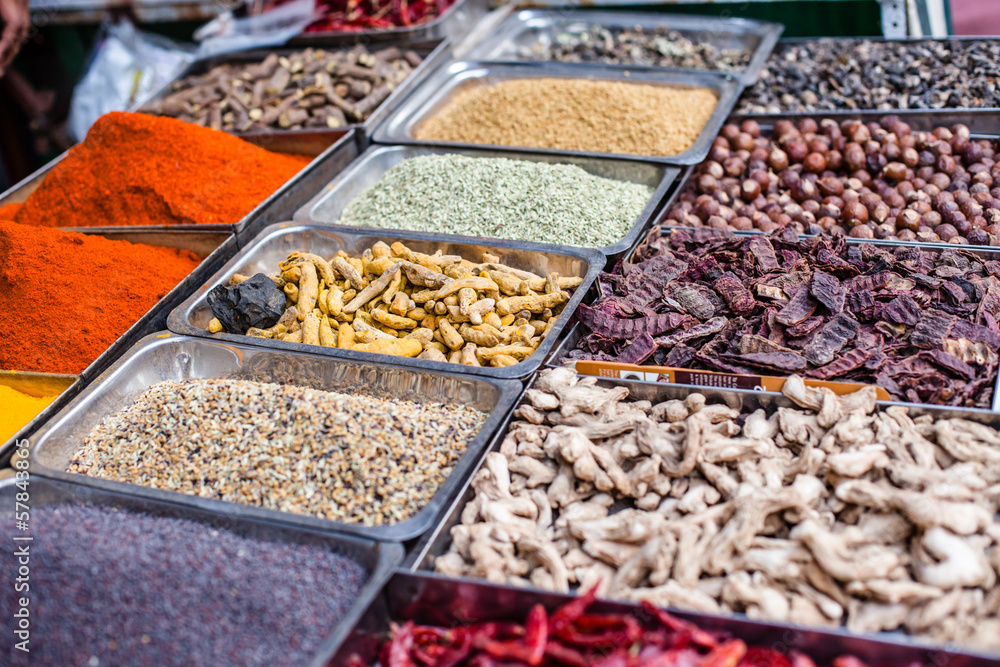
xmin=207 ymin=273 xmax=285 ymax=334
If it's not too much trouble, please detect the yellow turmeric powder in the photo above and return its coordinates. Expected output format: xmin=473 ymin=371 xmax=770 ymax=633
xmin=0 ymin=386 xmax=57 ymax=443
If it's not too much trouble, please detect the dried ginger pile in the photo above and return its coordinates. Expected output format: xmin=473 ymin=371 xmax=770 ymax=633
xmin=436 ymin=368 xmax=1000 ymax=651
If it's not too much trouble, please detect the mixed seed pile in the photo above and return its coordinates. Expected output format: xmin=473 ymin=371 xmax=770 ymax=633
xmin=68 ymin=379 xmax=487 ymax=526
xmin=414 ymin=78 xmax=718 ymax=157
xmin=738 ymin=38 xmax=1000 ymax=112
xmin=339 ymin=155 xmax=654 ymax=247
xmin=514 ymin=25 xmax=750 ymax=72
xmin=210 ymin=240 xmax=584 ymax=367
xmin=140 ymin=45 xmax=423 ymax=131
xmin=0 ymin=503 xmax=367 ymax=666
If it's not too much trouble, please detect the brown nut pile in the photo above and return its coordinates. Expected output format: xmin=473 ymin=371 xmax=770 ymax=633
xmin=665 ymin=117 xmax=1000 ymax=245
xmin=140 ymin=46 xmax=423 ymax=131
xmin=209 ymin=241 xmax=581 ymax=367
xmin=436 ymin=369 xmax=1000 ymax=651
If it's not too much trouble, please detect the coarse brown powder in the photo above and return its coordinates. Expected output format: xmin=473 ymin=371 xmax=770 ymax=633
xmin=414 ymin=78 xmax=718 ymax=157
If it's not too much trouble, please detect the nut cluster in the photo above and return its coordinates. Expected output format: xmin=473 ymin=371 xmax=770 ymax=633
xmin=666 ymin=117 xmax=1000 ymax=245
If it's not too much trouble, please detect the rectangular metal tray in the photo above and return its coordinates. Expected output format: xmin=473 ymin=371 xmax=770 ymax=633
xmin=27 ymin=333 xmax=521 ymax=543
xmin=140 ymin=39 xmax=451 ymax=143
xmin=321 ymin=569 xmax=999 ymax=666
xmin=166 ymin=222 xmax=604 ymax=380
xmin=0 ymin=128 xmax=356 ymax=238
xmin=287 ymin=0 xmax=487 ymax=48
xmin=0 ymin=371 xmax=80 ymax=465
xmin=550 ymin=227 xmax=1000 ymax=413
xmin=0 ymin=476 xmax=403 ymax=666
xmin=373 ymin=60 xmax=744 ymax=166
xmin=462 ymin=9 xmax=783 ymax=85
xmin=291 ymin=143 xmax=679 ymax=260
xmin=400 ymin=375 xmax=1000 ymax=661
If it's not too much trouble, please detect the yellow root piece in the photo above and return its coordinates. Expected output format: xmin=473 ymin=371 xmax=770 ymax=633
xmin=319 ymin=317 xmax=336 ymax=347
xmin=297 ymin=262 xmax=320 ymax=319
xmin=337 ymin=323 xmax=355 ymax=349
xmin=418 ymin=348 xmax=448 ymax=362
xmin=318 ymin=288 xmax=330 ymax=315
xmin=439 ymin=319 xmax=465 ymax=350
xmin=403 ymin=328 xmax=435 ymax=346
xmin=407 ymin=307 xmax=428 ymax=321
xmin=208 ymin=318 xmax=224 ymax=333
xmin=333 ymin=256 xmax=365 ymax=290
xmin=460 ymin=343 xmax=481 ymax=366
xmin=372 ymin=241 xmax=392 ymax=258
xmin=477 ymin=344 xmax=536 ymax=361
xmin=490 ymin=354 xmax=520 ymax=368
xmin=426 ymin=341 xmax=448 ymax=354
xmin=458 ymin=287 xmax=477 ymax=315
xmin=448 ymin=350 xmax=463 ymax=364
xmin=459 ymin=323 xmax=502 ymax=348
xmin=281 ymin=252 xmax=335 ymax=286
xmin=433 ymin=276 xmax=498 ymax=300
xmin=284 ymin=283 xmax=299 ymax=302
xmin=353 ymin=338 xmax=422 ymax=357
xmin=353 ymin=318 xmax=396 ymax=340
xmin=511 ymin=319 xmax=537 ymax=346
xmin=421 ymin=313 xmax=437 ymax=330
xmin=283 ymin=330 xmax=304 ymax=344
xmin=371 ymin=308 xmax=418 ymax=330
xmin=411 ymin=289 xmax=437 ymax=304
xmin=281 ymin=266 xmax=302 ymax=283
xmin=302 ymin=312 xmax=321 ymax=346
xmin=485 ymin=270 xmax=523 ymax=296
xmin=466 ymin=298 xmax=496 ymax=325
xmin=382 ymin=272 xmax=403 ymax=305
xmin=343 ymin=262 xmax=402 ymax=314
xmin=327 ymin=286 xmax=344 ymax=318
xmin=366 ymin=256 xmax=398 ymax=278
xmin=496 ymin=291 xmax=570 ymax=316
xmin=228 ymin=273 xmax=251 ymax=286
xmin=246 ymin=327 xmax=272 ymax=338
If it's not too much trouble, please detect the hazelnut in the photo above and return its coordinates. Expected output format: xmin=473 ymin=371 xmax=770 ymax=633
xmin=723 ymin=157 xmax=745 ymax=177
xmin=768 ymin=148 xmax=789 ymax=171
xmin=707 ymin=144 xmax=730 ymax=163
xmin=867 ymin=153 xmax=888 ymax=173
xmin=937 ymin=154 xmax=957 ymax=175
xmin=697 ymin=174 xmax=719 ymax=193
xmin=883 ymin=143 xmax=902 ymax=162
xmin=935 ymin=223 xmax=959 ymax=241
xmin=849 ymin=224 xmax=875 ymax=239
xmin=808 ymin=138 xmax=830 ymax=154
xmin=818 ymin=177 xmax=844 ymax=197
xmin=923 ymin=211 xmax=942 ymax=227
xmin=874 ymin=223 xmax=896 ymax=239
xmin=884 ymin=191 xmax=905 ymax=209
xmin=740 ymin=120 xmax=761 ymax=138
xmin=798 ymin=118 xmax=819 ymax=134
xmin=791 ymin=179 xmax=818 ymax=203
xmin=883 ymin=162 xmax=907 ymax=182
xmin=952 ymin=124 xmax=971 ymax=139
xmin=896 ymin=209 xmax=922 ymax=231
xmin=778 ymin=170 xmax=800 ymax=189
xmin=897 ymin=229 xmax=917 ymax=241
xmin=968 ymin=228 xmax=990 ymax=245
xmin=845 ymin=145 xmax=866 ymax=171
xmin=721 ymin=124 xmax=740 ymax=144
xmin=901 ymin=147 xmax=920 ymax=168
xmin=736 ymin=132 xmax=755 ymax=152
xmin=708 ymin=215 xmax=728 ymax=230
xmin=786 ymin=140 xmax=809 ymax=163
xmin=871 ymin=203 xmax=891 ymax=223
xmin=803 ymin=152 xmax=827 ymax=173
xmin=741 ymin=180 xmax=762 ymax=200
xmin=702 ymin=161 xmax=725 ymax=180
xmin=731 ymin=216 xmax=753 ymax=231
xmin=843 ymin=200 xmax=869 ymax=227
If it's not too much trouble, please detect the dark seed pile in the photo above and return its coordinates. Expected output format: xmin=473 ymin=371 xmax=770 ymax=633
xmin=0 ymin=503 xmax=368 ymax=667
xmin=738 ymin=38 xmax=1000 ymax=112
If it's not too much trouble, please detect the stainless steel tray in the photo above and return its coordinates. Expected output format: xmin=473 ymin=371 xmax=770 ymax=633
xmin=0 ymin=371 xmax=80 ymax=465
xmin=0 ymin=476 xmax=403 ymax=666
xmin=549 ymin=227 xmax=1000 ymax=413
xmin=373 ymin=60 xmax=744 ymax=166
xmin=166 ymin=222 xmax=604 ymax=380
xmin=139 ymin=39 xmax=451 ymax=144
xmin=463 ymin=9 xmax=783 ymax=85
xmin=287 ymin=0 xmax=487 ymax=48
xmin=0 ymin=129 xmax=356 ymax=238
xmin=27 ymin=333 xmax=521 ymax=542
xmin=292 ymin=143 xmax=679 ymax=260
xmin=321 ymin=570 xmax=1000 ymax=666
xmin=401 ymin=376 xmax=1000 ymax=660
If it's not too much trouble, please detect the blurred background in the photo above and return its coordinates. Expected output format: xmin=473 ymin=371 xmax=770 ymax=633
xmin=0 ymin=0 xmax=995 ymax=190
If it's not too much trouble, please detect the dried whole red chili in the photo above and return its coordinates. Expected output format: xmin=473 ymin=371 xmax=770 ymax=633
xmin=375 ymin=585 xmax=885 ymax=667
xmin=265 ymin=0 xmax=456 ymax=33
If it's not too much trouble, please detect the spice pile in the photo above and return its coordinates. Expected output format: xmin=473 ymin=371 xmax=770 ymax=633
xmin=207 ymin=240 xmax=583 ymax=367
xmin=380 ymin=583 xmax=884 ymax=666
xmin=338 ymin=155 xmax=654 ymax=247
xmin=302 ymin=0 xmax=456 ymax=33
xmin=68 ymin=379 xmax=487 ymax=526
xmin=0 ymin=221 xmax=201 ymax=375
xmin=0 ymin=503 xmax=367 ymax=666
xmin=515 ymin=25 xmax=750 ymax=72
xmin=12 ymin=111 xmax=311 ymax=228
xmin=435 ymin=369 xmax=1000 ymax=651
xmin=140 ymin=46 xmax=424 ymax=131
xmin=0 ymin=386 xmax=57 ymax=443
xmin=738 ymin=38 xmax=1000 ymax=112
xmin=570 ymin=228 xmax=1000 ymax=408
xmin=664 ymin=117 xmax=1000 ymax=244
xmin=414 ymin=78 xmax=718 ymax=157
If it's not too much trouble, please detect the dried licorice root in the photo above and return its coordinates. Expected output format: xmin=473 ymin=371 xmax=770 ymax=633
xmin=570 ymin=227 xmax=1000 ymax=407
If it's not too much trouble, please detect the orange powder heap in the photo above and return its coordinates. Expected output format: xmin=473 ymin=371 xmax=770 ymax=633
xmin=0 ymin=220 xmax=202 ymax=374
xmin=13 ymin=111 xmax=312 ymax=228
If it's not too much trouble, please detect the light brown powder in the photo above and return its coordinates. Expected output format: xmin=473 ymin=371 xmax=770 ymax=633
xmin=414 ymin=77 xmax=718 ymax=157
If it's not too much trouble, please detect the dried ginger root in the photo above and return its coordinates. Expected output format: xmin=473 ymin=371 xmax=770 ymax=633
xmin=435 ymin=370 xmax=1000 ymax=653
xmin=210 ymin=241 xmax=581 ymax=365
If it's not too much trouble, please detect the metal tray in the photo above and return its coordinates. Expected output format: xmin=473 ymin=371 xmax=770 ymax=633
xmin=401 ymin=376 xmax=1000 ymax=660
xmin=140 ymin=39 xmax=451 ymax=144
xmin=27 ymin=333 xmax=520 ymax=543
xmin=553 ymin=226 xmax=1000 ymax=412
xmin=373 ymin=60 xmax=744 ymax=166
xmin=292 ymin=143 xmax=679 ymax=260
xmin=0 ymin=475 xmax=403 ymax=666
xmin=287 ymin=0 xmax=487 ymax=48
xmin=462 ymin=9 xmax=783 ymax=85
xmin=0 ymin=371 xmax=79 ymax=465
xmin=656 ymin=110 xmax=1000 ymax=249
xmin=0 ymin=128 xmax=356 ymax=238
xmin=321 ymin=570 xmax=1000 ymax=666
xmin=167 ymin=222 xmax=604 ymax=380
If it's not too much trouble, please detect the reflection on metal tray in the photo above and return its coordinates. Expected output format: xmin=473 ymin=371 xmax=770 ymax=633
xmin=0 ymin=476 xmax=402 ymax=667
xmin=0 ymin=371 xmax=80 ymax=465
xmin=167 ymin=222 xmax=604 ymax=380
xmin=463 ymin=9 xmax=783 ymax=85
xmin=373 ymin=60 xmax=744 ymax=166
xmin=288 ymin=0 xmax=487 ymax=47
xmin=139 ymin=40 xmax=451 ymax=144
xmin=292 ymin=144 xmax=679 ymax=260
xmin=0 ymin=129 xmax=356 ymax=238
xmin=321 ymin=570 xmax=999 ymax=667
xmin=28 ymin=333 xmax=520 ymax=543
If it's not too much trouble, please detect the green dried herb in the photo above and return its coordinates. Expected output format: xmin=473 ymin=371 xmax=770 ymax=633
xmin=338 ymin=154 xmax=655 ymax=247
